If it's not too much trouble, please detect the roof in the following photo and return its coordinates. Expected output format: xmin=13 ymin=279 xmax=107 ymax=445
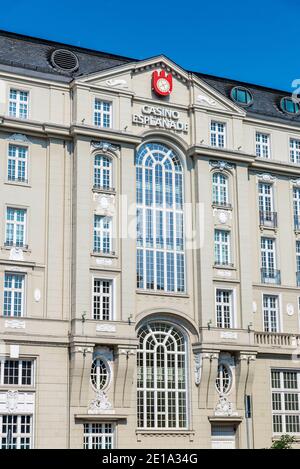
xmin=0 ymin=29 xmax=299 ymax=125
xmin=0 ymin=29 xmax=135 ymax=82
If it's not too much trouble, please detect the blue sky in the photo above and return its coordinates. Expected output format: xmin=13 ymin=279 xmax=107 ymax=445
xmin=0 ymin=0 xmax=298 ymax=91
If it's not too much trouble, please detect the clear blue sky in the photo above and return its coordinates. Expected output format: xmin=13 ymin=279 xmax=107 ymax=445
xmin=0 ymin=0 xmax=298 ymax=91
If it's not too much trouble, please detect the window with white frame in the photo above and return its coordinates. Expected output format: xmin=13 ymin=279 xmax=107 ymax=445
xmin=258 ymin=182 xmax=274 ymax=215
xmin=290 ymin=139 xmax=300 ymax=164
xmin=94 ymin=154 xmax=112 ymax=190
xmin=8 ymin=145 xmax=28 ymax=183
xmin=0 ymin=359 xmax=33 ymax=386
xmin=261 ymin=237 xmax=276 ymax=271
xmin=263 ymin=295 xmax=279 ymax=332
xmin=136 ymin=143 xmax=185 ymax=293
xmin=256 ymin=132 xmax=270 ymax=158
xmin=272 ymin=370 xmax=300 ymax=434
xmin=90 ymin=358 xmax=110 ymax=391
xmin=94 ymin=99 xmax=112 ymax=128
xmin=293 ymin=187 xmax=300 ymax=228
xmin=216 ymin=363 xmax=232 ymax=395
xmin=212 ymin=172 xmax=229 ymax=206
xmin=83 ymin=423 xmax=114 ymax=449
xmin=93 ymin=279 xmax=112 ymax=320
xmin=137 ymin=322 xmax=187 ymax=429
xmin=3 ymin=273 xmax=25 ymax=317
xmin=214 ymin=230 xmax=231 ymax=266
xmin=5 ymin=207 xmax=27 ymax=248
xmin=0 ymin=415 xmax=32 ymax=449
xmin=216 ymin=289 xmax=233 ymax=329
xmin=210 ymin=122 xmax=226 ymax=148
xmin=296 ymin=241 xmax=300 ymax=273
xmin=9 ymin=89 xmax=29 ymax=119
xmin=93 ymin=216 xmax=112 ymax=254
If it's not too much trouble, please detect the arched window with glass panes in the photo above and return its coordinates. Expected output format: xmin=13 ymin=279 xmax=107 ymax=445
xmin=94 ymin=154 xmax=112 ymax=190
xmin=212 ymin=172 xmax=229 ymax=206
xmin=136 ymin=143 xmax=185 ymax=293
xmin=137 ymin=322 xmax=188 ymax=429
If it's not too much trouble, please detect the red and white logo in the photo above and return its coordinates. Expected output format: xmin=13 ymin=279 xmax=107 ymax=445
xmin=152 ymin=70 xmax=173 ymax=96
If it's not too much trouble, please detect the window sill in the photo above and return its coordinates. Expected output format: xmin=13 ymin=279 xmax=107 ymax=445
xmin=212 ymin=203 xmax=232 ymax=211
xmin=136 ymin=289 xmax=189 ymax=298
xmin=2 ymin=245 xmax=31 ymax=253
xmin=4 ymin=181 xmax=31 ymax=188
xmin=214 ymin=264 xmax=235 ymax=270
xmin=92 ymin=187 xmax=116 ymax=195
xmin=91 ymin=251 xmax=117 ymax=259
xmin=0 ymin=385 xmax=35 ymax=392
xmin=136 ymin=429 xmax=195 ymax=442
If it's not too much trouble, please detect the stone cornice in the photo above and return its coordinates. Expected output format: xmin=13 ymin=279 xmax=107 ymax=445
xmin=0 ymin=115 xmax=70 ymax=138
xmin=70 ymin=124 xmax=142 ymax=145
xmin=188 ymin=144 xmax=255 ymax=164
xmin=251 ymin=159 xmax=300 ymax=176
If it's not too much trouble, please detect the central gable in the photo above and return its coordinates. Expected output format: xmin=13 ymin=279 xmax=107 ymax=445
xmin=76 ymin=55 xmax=246 ymax=116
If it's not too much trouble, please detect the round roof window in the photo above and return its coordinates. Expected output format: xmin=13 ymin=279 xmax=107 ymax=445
xmin=231 ymin=86 xmax=253 ymax=106
xmin=280 ymin=97 xmax=300 ymax=115
xmin=50 ymin=49 xmax=79 ymax=72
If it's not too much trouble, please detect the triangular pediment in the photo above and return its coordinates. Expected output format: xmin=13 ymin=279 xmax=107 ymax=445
xmin=76 ymin=55 xmax=245 ymax=116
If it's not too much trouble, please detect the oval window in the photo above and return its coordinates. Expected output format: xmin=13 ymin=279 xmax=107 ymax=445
xmin=216 ymin=363 xmax=232 ymax=394
xmin=231 ymin=86 xmax=253 ymax=106
xmin=280 ymin=97 xmax=300 ymax=115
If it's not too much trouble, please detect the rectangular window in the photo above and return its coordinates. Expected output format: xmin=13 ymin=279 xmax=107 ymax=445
xmin=94 ymin=155 xmax=112 ymax=189
xmin=259 ymin=182 xmax=273 ymax=214
xmin=94 ymin=100 xmax=112 ymax=128
xmin=0 ymin=359 xmax=33 ymax=386
xmin=93 ymin=215 xmax=112 ymax=254
xmin=261 ymin=237 xmax=280 ymax=283
xmin=3 ymin=273 xmax=25 ymax=317
xmin=210 ymin=122 xmax=226 ymax=148
xmin=259 ymin=182 xmax=277 ymax=227
xmin=263 ymin=295 xmax=279 ymax=332
xmin=290 ymin=139 xmax=300 ymax=164
xmin=93 ymin=279 xmax=112 ymax=320
xmin=293 ymin=187 xmax=300 ymax=230
xmin=0 ymin=415 xmax=32 ymax=449
xmin=256 ymin=132 xmax=270 ymax=158
xmin=214 ymin=230 xmax=231 ymax=266
xmin=216 ymin=289 xmax=233 ymax=329
xmin=9 ymin=89 xmax=29 ymax=119
xmin=271 ymin=370 xmax=300 ymax=434
xmin=83 ymin=423 xmax=114 ymax=449
xmin=297 ymin=241 xmax=300 ymax=273
xmin=5 ymin=208 xmax=27 ymax=248
xmin=8 ymin=145 xmax=28 ymax=183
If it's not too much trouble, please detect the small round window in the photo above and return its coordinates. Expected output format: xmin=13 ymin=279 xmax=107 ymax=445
xmin=231 ymin=86 xmax=253 ymax=106
xmin=216 ymin=363 xmax=232 ymax=394
xmin=280 ymin=97 xmax=300 ymax=115
xmin=90 ymin=358 xmax=110 ymax=391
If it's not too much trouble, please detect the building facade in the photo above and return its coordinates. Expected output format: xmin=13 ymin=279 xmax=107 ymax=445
xmin=1 ymin=30 xmax=300 ymax=449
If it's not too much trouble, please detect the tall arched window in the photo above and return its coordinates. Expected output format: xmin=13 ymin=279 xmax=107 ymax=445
xmin=137 ymin=322 xmax=187 ymax=429
xmin=94 ymin=154 xmax=112 ymax=190
xmin=136 ymin=143 xmax=185 ymax=293
xmin=212 ymin=172 xmax=229 ymax=206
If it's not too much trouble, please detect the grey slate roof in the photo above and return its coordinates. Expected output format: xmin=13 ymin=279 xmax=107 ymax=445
xmin=0 ymin=30 xmax=134 ymax=81
xmin=0 ymin=29 xmax=299 ymax=126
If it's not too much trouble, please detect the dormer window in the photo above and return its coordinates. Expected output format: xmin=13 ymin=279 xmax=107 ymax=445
xmin=231 ymin=86 xmax=253 ymax=106
xmin=280 ymin=97 xmax=300 ymax=115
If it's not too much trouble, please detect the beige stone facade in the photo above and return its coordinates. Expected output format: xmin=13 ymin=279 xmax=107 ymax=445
xmin=1 ymin=32 xmax=300 ymax=449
